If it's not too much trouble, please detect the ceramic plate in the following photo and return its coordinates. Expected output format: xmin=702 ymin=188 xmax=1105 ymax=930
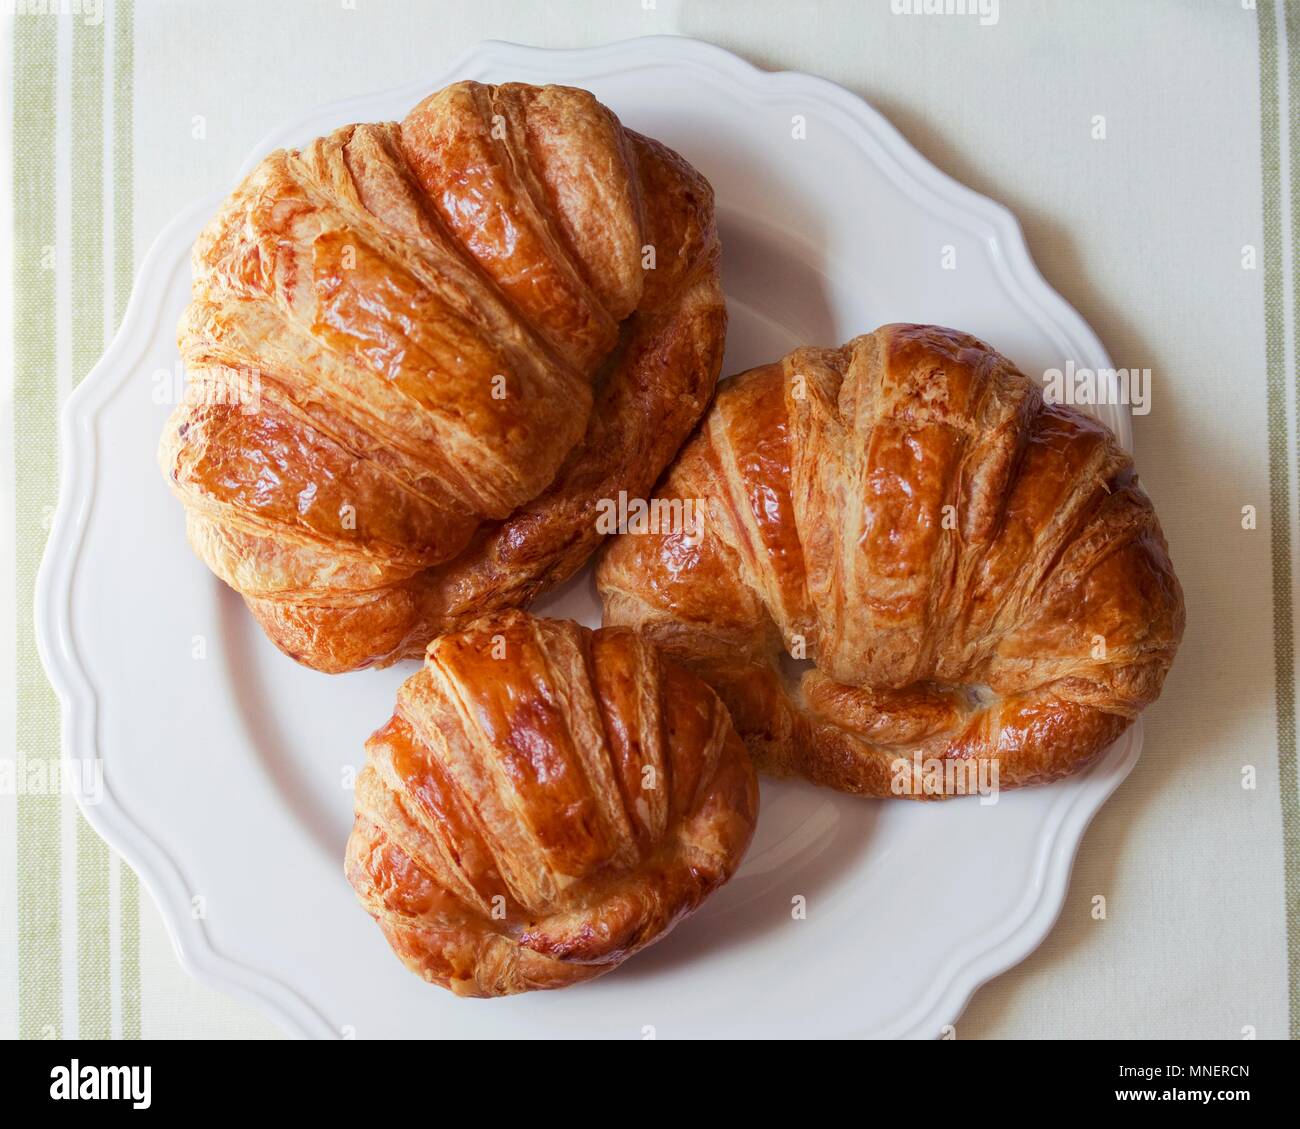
xmin=36 ymin=35 xmax=1138 ymax=1039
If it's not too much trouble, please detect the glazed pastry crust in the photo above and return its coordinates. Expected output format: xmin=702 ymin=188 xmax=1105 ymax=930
xmin=344 ymin=610 xmax=758 ymax=996
xmin=597 ymin=324 xmax=1186 ymax=797
xmin=160 ymin=82 xmax=724 ymax=672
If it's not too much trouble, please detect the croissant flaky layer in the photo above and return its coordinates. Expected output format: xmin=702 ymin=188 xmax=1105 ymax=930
xmin=598 ymin=324 xmax=1186 ymax=798
xmin=160 ymin=82 xmax=725 ymax=672
xmin=345 ymin=610 xmax=758 ymax=996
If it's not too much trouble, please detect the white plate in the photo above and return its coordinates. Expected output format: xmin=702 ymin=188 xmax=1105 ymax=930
xmin=37 ymin=36 xmax=1139 ymax=1039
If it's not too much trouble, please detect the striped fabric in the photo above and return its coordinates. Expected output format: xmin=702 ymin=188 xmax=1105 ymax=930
xmin=1258 ymin=0 xmax=1299 ymax=1037
xmin=9 ymin=0 xmax=138 ymax=1041
xmin=2 ymin=0 xmax=1296 ymax=1040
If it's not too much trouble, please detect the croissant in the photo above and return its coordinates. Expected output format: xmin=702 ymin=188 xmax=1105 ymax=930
xmin=598 ymin=324 xmax=1185 ymax=797
xmin=159 ymin=81 xmax=725 ymax=672
xmin=344 ymin=609 xmax=758 ymax=996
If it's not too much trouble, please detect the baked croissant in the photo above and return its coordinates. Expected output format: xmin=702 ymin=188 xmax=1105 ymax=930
xmin=345 ymin=609 xmax=758 ymax=996
xmin=598 ymin=324 xmax=1185 ymax=797
xmin=159 ymin=81 xmax=724 ymax=672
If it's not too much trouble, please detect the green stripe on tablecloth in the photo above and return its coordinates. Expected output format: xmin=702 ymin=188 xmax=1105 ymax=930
xmin=13 ymin=13 xmax=62 ymax=1041
xmin=1258 ymin=0 xmax=1298 ymax=1040
xmin=114 ymin=0 xmax=141 ymax=1042
xmin=1280 ymin=0 xmax=1300 ymax=1042
xmin=70 ymin=14 xmax=111 ymax=1042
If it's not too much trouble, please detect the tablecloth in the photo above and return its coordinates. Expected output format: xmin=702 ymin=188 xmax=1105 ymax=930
xmin=1 ymin=0 xmax=1295 ymax=1039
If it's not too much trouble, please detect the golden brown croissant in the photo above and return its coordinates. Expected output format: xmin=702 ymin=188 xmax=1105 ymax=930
xmin=159 ymin=81 xmax=724 ymax=672
xmin=345 ymin=609 xmax=758 ymax=996
xmin=598 ymin=324 xmax=1185 ymax=798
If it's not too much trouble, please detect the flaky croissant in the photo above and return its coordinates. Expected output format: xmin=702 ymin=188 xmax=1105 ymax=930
xmin=345 ymin=609 xmax=757 ymax=996
xmin=598 ymin=324 xmax=1185 ymax=798
xmin=159 ymin=81 xmax=724 ymax=672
